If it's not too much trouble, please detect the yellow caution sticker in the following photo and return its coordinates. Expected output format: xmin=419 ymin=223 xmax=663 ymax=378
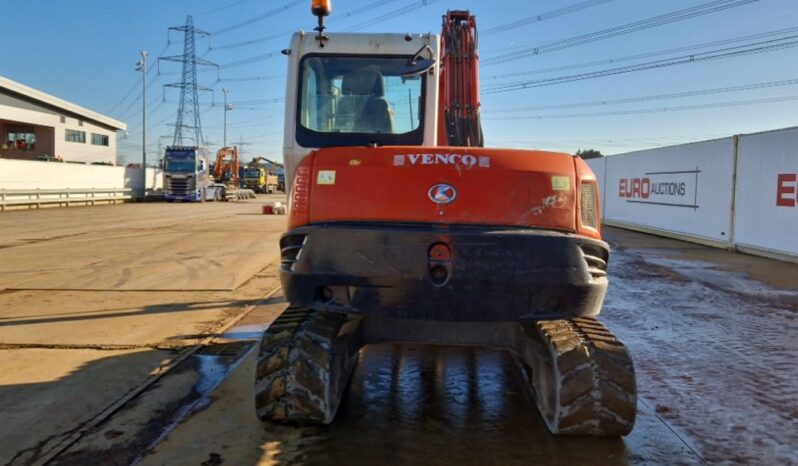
xmin=317 ymin=170 xmax=336 ymax=185
xmin=551 ymin=176 xmax=570 ymax=191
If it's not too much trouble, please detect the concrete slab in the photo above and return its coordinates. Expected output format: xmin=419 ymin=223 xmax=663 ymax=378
xmin=0 ymin=347 xmax=173 ymax=466
xmin=140 ymin=344 xmax=701 ymax=466
xmin=0 ymin=214 xmax=282 ymax=291
xmin=0 ymin=195 xmax=287 ymax=249
xmin=48 ymin=298 xmax=289 ymax=466
xmin=0 ymin=196 xmax=288 ymax=465
xmin=0 ymin=275 xmax=280 ymax=347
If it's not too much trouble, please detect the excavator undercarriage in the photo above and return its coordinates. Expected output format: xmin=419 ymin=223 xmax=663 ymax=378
xmin=255 ymin=308 xmax=636 ymax=436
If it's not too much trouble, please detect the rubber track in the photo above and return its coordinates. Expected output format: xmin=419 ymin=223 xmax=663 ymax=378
xmin=522 ymin=317 xmax=637 ymax=436
xmin=254 ymin=307 xmax=363 ymax=424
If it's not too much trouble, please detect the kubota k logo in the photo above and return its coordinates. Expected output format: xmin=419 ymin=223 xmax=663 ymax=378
xmin=428 ymin=184 xmax=457 ymax=205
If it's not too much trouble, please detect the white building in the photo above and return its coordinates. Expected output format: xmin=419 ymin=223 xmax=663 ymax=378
xmin=0 ymin=75 xmax=126 ymax=165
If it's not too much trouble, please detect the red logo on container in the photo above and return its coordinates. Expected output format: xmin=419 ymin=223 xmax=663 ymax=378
xmin=619 ymin=178 xmax=651 ymax=199
xmin=777 ymin=174 xmax=796 ymax=207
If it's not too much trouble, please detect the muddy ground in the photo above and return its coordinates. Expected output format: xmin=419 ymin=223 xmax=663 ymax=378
xmin=0 ymin=200 xmax=795 ymax=465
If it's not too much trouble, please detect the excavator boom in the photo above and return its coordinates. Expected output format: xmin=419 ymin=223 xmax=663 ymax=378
xmin=439 ymin=11 xmax=484 ymax=147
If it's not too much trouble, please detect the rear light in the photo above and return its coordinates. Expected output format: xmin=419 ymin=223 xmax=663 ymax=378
xmin=289 ymin=164 xmax=312 ymax=229
xmin=428 ymin=242 xmax=452 ymax=286
xmin=580 ymin=181 xmax=599 ymax=230
xmin=429 ymin=243 xmax=452 ymax=261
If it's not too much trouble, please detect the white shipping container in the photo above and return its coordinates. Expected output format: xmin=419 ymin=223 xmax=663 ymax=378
xmin=734 ymin=127 xmax=798 ymax=259
xmin=603 ymin=138 xmax=736 ymax=245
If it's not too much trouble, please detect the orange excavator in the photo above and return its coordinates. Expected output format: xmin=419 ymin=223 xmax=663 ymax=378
xmin=212 ymin=146 xmax=240 ymax=187
xmin=254 ymin=2 xmax=636 ymax=437
xmin=209 ymin=146 xmax=257 ymax=200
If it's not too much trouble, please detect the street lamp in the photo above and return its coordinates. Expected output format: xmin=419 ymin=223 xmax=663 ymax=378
xmin=135 ymin=50 xmax=148 ymax=200
xmin=223 ymin=88 xmax=233 ymax=148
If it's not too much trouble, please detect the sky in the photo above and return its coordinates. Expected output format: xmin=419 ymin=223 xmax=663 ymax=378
xmin=2 ymin=0 xmax=798 ymax=165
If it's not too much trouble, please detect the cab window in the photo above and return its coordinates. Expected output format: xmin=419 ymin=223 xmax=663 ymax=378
xmin=297 ymin=55 xmax=425 ymax=147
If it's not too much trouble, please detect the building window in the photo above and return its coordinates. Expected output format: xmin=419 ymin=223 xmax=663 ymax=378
xmin=91 ymin=133 xmax=109 ymax=146
xmin=65 ymin=129 xmax=86 ymax=143
xmin=6 ymin=127 xmax=36 ymax=150
xmin=60 ymin=115 xmax=66 ymax=123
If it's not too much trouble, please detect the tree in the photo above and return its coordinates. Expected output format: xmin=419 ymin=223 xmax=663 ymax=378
xmin=575 ymin=149 xmax=604 ymax=159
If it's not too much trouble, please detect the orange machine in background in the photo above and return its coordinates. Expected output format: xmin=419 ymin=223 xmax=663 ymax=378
xmin=213 ymin=146 xmax=240 ymax=187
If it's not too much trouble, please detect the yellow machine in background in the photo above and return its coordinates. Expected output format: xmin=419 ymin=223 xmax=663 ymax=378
xmin=244 ymin=157 xmax=284 ymax=193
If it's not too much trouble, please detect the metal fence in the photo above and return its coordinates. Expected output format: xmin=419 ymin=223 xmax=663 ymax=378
xmin=0 ymin=188 xmax=134 ymax=211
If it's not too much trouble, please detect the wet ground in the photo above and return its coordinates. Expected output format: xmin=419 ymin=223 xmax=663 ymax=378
xmin=1 ymin=203 xmax=796 ymax=465
xmin=602 ymin=228 xmax=798 ymax=465
xmin=141 ymin=339 xmax=700 ymax=466
xmin=140 ymin=228 xmax=797 ymax=466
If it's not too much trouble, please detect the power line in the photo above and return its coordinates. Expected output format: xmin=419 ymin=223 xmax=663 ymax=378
xmin=487 ymin=78 xmax=798 ymax=113
xmin=209 ymin=31 xmax=289 ymax=52
xmin=216 ymin=120 xmax=279 ymax=131
xmin=219 ymin=50 xmax=282 ymax=69
xmin=218 ymin=74 xmax=284 ymax=83
xmin=107 ymin=81 xmax=139 ymax=115
xmin=483 ymin=26 xmax=798 ymax=81
xmin=116 ymin=72 xmax=163 ymax=121
xmin=347 ymin=0 xmax=442 ymax=32
xmin=208 ymin=0 xmax=403 ymax=51
xmin=205 ymin=115 xmax=277 ymax=129
xmin=483 ymin=95 xmax=798 ymax=120
xmin=488 ymin=139 xmax=722 ymax=149
xmin=483 ymin=35 xmax=798 ymax=94
xmin=482 ymin=0 xmax=616 ymax=36
xmin=483 ymin=0 xmax=760 ymax=66
xmin=489 ymin=135 xmax=726 ymax=145
xmin=222 ymin=97 xmax=283 ymax=106
xmin=211 ymin=0 xmax=304 ymax=36
xmin=195 ymin=0 xmax=256 ymax=16
xmin=111 ymin=62 xmax=160 ymax=119
xmin=106 ymin=41 xmax=172 ymax=115
xmin=225 ymin=106 xmax=280 ymax=112
xmin=208 ymin=1 xmax=433 ymax=70
xmin=124 ymin=98 xmax=168 ymax=136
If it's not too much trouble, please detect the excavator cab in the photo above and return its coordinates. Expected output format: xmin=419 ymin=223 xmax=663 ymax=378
xmin=282 ymin=32 xmax=440 ymax=188
xmin=300 ymin=60 xmax=404 ymax=135
xmin=255 ymin=5 xmax=637 ymax=438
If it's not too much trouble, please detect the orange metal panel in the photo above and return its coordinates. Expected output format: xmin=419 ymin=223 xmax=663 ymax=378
xmin=295 ymin=146 xmax=580 ymax=232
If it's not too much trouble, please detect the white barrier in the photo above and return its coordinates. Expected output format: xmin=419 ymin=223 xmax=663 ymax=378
xmin=0 ymin=158 xmax=162 ymax=192
xmin=734 ymin=128 xmax=798 ymax=260
xmin=603 ymin=138 xmax=736 ymax=246
xmin=0 ymin=188 xmax=134 ymax=211
xmin=588 ymin=126 xmax=798 ymax=262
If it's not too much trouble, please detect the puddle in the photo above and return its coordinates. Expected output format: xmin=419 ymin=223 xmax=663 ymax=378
xmin=222 ymin=323 xmax=270 ymax=340
xmin=195 ymin=355 xmax=230 ymax=395
xmin=194 ymin=341 xmax=254 ymax=395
